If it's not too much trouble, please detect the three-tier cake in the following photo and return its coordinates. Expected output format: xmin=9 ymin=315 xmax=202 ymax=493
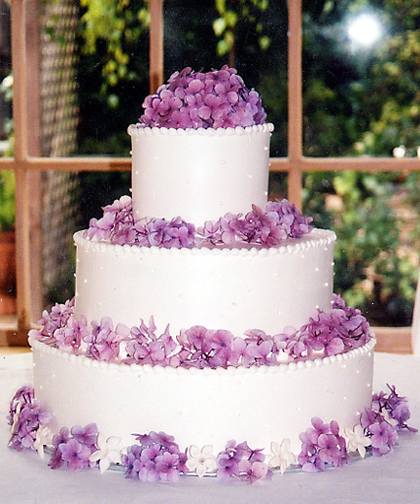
xmin=8 ymin=66 xmax=414 ymax=482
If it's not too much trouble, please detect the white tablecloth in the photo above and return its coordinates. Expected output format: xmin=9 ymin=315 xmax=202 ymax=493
xmin=1 ymin=351 xmax=419 ymax=504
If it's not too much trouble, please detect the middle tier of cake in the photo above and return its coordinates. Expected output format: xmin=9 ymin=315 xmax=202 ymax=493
xmin=74 ymin=228 xmax=336 ymax=335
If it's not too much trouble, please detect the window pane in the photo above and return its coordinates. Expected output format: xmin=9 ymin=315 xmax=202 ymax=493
xmin=269 ymin=172 xmax=288 ymax=201
xmin=30 ymin=2 xmax=150 ymax=159
xmin=43 ymin=171 xmax=114 ymax=320
xmin=0 ymin=2 xmax=15 ymax=317
xmin=164 ymin=0 xmax=288 ymax=156
xmin=42 ymin=169 xmax=79 ymax=307
xmin=302 ymin=2 xmax=419 ymax=157
xmin=0 ymin=0 xmax=12 ymax=157
xmin=304 ymin=171 xmax=420 ymax=326
xmin=76 ymin=3 xmax=149 ymax=157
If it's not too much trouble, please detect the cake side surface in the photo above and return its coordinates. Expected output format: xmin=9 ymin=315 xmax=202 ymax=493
xmin=30 ymin=336 xmax=375 ymax=455
xmin=129 ymin=124 xmax=273 ymax=224
xmin=74 ymin=228 xmax=335 ymax=334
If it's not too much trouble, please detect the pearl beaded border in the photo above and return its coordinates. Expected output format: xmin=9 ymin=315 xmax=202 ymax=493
xmin=29 ymin=336 xmax=375 ymax=377
xmin=77 ymin=228 xmax=336 ymax=258
xmin=127 ymin=122 xmax=274 ymax=137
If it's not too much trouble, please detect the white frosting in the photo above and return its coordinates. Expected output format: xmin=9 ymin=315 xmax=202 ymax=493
xmin=128 ymin=123 xmax=274 ymax=224
xmin=74 ymin=229 xmax=336 ymax=334
xmin=31 ymin=337 xmax=375 ymax=454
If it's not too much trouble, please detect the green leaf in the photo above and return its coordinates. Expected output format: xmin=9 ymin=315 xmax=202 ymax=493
xmin=215 ymin=0 xmax=226 ymax=15
xmin=216 ymin=39 xmax=229 ymax=56
xmin=259 ymin=35 xmax=271 ymax=50
xmin=213 ymin=17 xmax=226 ymax=36
xmin=224 ymin=10 xmax=238 ymax=28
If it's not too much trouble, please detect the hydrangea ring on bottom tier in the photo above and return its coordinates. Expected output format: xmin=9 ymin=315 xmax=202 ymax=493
xmin=29 ymin=335 xmax=376 ymax=456
xmin=7 ymin=385 xmax=416 ymax=484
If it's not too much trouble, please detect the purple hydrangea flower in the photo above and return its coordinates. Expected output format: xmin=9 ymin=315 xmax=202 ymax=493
xmin=242 ymin=330 xmax=275 ymax=367
xmin=154 ymin=452 xmax=181 ymax=482
xmin=7 ymin=385 xmax=34 ymax=426
xmin=277 ymin=297 xmax=371 ymax=361
xmin=216 ymin=440 xmax=270 ymax=483
xmin=369 ymin=421 xmax=398 ymax=456
xmin=176 ymin=326 xmax=246 ymax=369
xmin=59 ymin=438 xmax=92 ymax=471
xmin=126 ymin=318 xmax=176 ymax=366
xmin=358 ymin=384 xmax=416 ymax=458
xmin=87 ymin=195 xmax=135 ymax=245
xmin=54 ymin=315 xmax=88 ymax=352
xmin=122 ymin=431 xmax=186 ymax=482
xmin=196 ymin=220 xmax=222 ymax=245
xmin=49 ymin=427 xmax=70 ymax=469
xmin=298 ymin=418 xmax=348 ymax=472
xmin=372 ymin=384 xmax=417 ymax=432
xmin=139 ymin=66 xmax=266 ymax=129
xmin=29 ymin=298 xmax=75 ymax=345
xmin=71 ymin=423 xmax=99 ymax=449
xmin=135 ymin=217 xmax=195 ymax=249
xmin=84 ymin=317 xmax=130 ymax=361
xmin=360 ymin=407 xmax=398 ymax=457
xmin=122 ymin=445 xmax=144 ymax=480
xmin=238 ymin=460 xmax=270 ymax=483
xmin=49 ymin=423 xmax=98 ymax=471
xmin=86 ymin=196 xmax=313 ymax=249
xmin=265 ymin=200 xmax=313 ymax=237
xmin=33 ymin=294 xmax=372 ymax=370
xmin=8 ymin=400 xmax=51 ymax=452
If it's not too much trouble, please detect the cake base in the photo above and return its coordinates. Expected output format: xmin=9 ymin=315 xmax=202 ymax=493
xmin=30 ymin=336 xmax=375 ymax=454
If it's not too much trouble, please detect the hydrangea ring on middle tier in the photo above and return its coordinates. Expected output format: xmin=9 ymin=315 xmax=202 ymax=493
xmin=29 ymin=294 xmax=373 ymax=369
xmin=85 ymin=196 xmax=313 ymax=249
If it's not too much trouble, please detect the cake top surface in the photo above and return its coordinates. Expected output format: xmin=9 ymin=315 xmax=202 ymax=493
xmin=139 ymin=65 xmax=266 ymax=129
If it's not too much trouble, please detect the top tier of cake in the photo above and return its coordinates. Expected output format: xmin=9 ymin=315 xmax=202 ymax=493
xmin=128 ymin=66 xmax=272 ymax=224
xmin=129 ymin=124 xmax=273 ymax=224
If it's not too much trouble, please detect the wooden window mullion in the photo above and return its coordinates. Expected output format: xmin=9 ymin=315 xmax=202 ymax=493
xmin=149 ymin=0 xmax=164 ymax=93
xmin=287 ymin=0 xmax=303 ymax=209
xmin=11 ymin=0 xmax=32 ymax=344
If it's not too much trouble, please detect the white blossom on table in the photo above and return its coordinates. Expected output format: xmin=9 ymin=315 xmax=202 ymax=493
xmin=268 ymin=439 xmax=297 ymax=474
xmin=343 ymin=424 xmax=372 ymax=458
xmin=186 ymin=445 xmax=217 ymax=477
xmin=89 ymin=434 xmax=124 ymax=473
xmin=34 ymin=426 xmax=53 ymax=459
xmin=382 ymin=409 xmax=399 ymax=428
xmin=10 ymin=402 xmax=22 ymax=434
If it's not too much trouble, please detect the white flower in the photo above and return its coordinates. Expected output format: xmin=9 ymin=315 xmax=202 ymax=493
xmin=382 ymin=409 xmax=399 ymax=428
xmin=89 ymin=434 xmax=124 ymax=473
xmin=186 ymin=445 xmax=217 ymax=477
xmin=343 ymin=424 xmax=372 ymax=458
xmin=268 ymin=439 xmax=297 ymax=474
xmin=10 ymin=402 xmax=22 ymax=434
xmin=34 ymin=426 xmax=53 ymax=459
xmin=277 ymin=350 xmax=290 ymax=363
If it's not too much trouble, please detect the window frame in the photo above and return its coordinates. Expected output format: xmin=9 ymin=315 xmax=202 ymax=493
xmin=0 ymin=0 xmax=418 ymax=351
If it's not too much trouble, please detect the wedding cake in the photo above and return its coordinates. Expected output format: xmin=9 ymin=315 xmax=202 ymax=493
xmin=8 ymin=66 xmax=414 ymax=482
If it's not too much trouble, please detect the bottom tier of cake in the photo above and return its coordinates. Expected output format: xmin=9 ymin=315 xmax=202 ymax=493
xmin=30 ymin=336 xmax=375 ymax=454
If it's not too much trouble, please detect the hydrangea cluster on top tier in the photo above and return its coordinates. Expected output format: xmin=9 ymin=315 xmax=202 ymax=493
xmin=29 ymin=294 xmax=371 ymax=369
xmin=8 ymin=384 xmax=416 ymax=481
xmin=139 ymin=65 xmax=266 ymax=129
xmin=86 ymin=196 xmax=313 ymax=249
